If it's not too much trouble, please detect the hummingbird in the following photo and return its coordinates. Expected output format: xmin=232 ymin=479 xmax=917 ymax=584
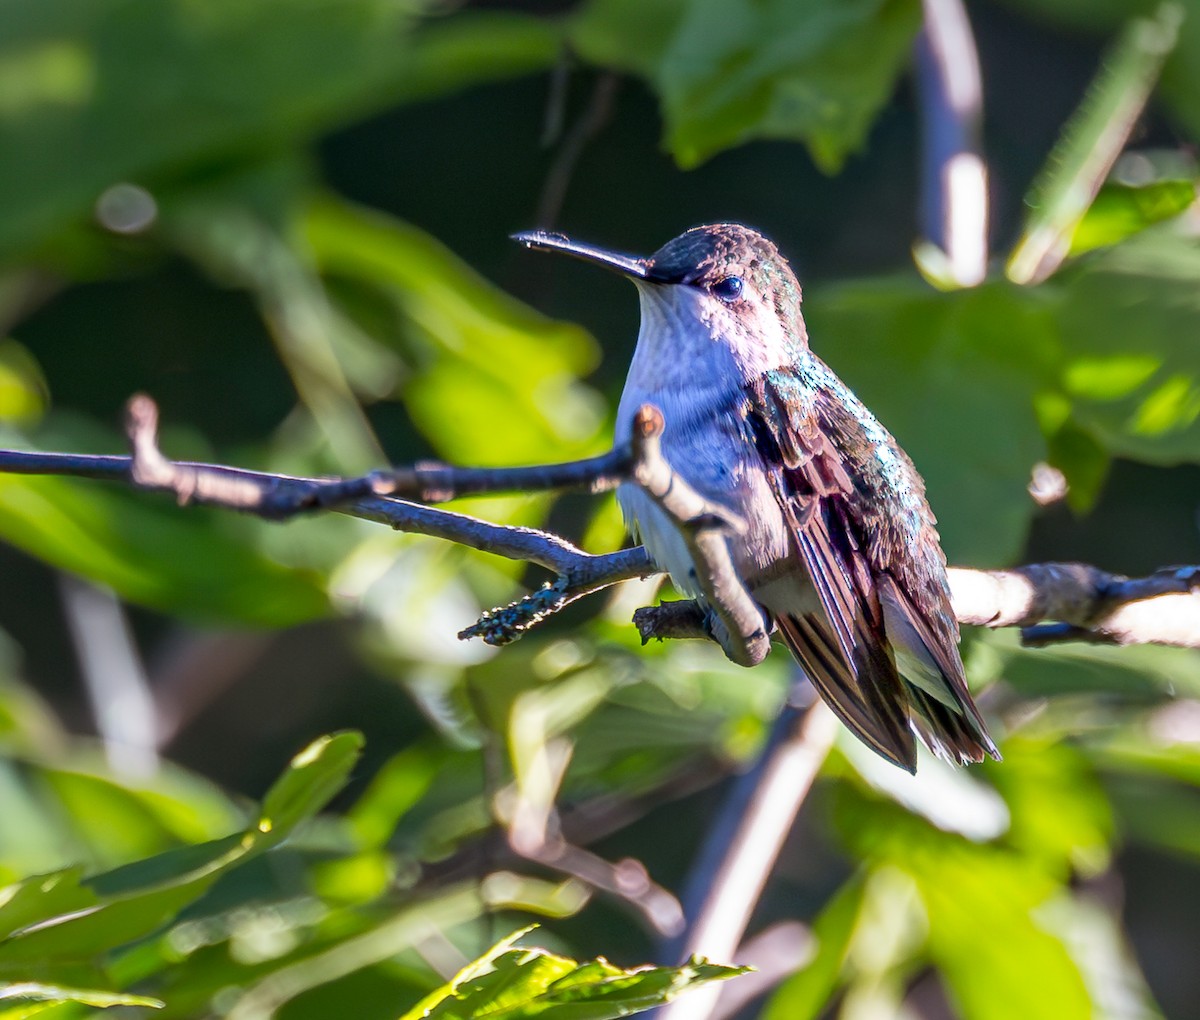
xmin=514 ymin=223 xmax=999 ymax=772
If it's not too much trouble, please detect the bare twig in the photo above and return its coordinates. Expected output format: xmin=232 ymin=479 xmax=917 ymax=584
xmin=374 ymin=447 xmax=630 ymax=502
xmin=635 ymin=566 xmax=1200 ymax=651
xmin=513 ymin=832 xmax=684 ymax=939
xmin=656 ymin=699 xmax=838 ymax=1020
xmin=2 ymin=396 xmax=1200 ymax=651
xmin=628 ymin=405 xmax=772 ymax=667
xmin=535 ymin=71 xmax=620 ymax=228
xmin=59 ymin=574 xmax=159 ymax=779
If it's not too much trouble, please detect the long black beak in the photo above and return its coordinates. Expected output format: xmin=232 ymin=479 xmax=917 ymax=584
xmin=512 ymin=230 xmax=653 ymax=280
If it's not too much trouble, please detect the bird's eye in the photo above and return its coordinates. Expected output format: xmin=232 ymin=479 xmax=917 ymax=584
xmin=711 ymin=276 xmax=744 ymax=303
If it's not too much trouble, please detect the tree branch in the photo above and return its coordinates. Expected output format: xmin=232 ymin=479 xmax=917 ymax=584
xmin=1 ymin=395 xmax=1198 ymax=651
xmin=915 ymin=0 xmax=988 ymax=287
xmin=947 ymin=563 xmax=1200 ymax=648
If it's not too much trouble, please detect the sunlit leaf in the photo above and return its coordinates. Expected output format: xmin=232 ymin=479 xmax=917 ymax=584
xmin=0 ymin=468 xmax=328 ymax=626
xmin=401 ymin=928 xmax=747 ymax=1020
xmin=657 ymin=0 xmax=921 ymax=171
xmin=259 ymin=731 xmax=364 ymax=837
xmin=806 ymin=277 xmax=1050 ymax=565
xmin=0 ymin=983 xmax=161 ymax=1009
xmin=1069 ymin=179 xmax=1196 ymax=256
xmin=1008 ymin=3 xmax=1183 ymax=284
xmin=0 ymin=732 xmax=360 ymax=970
xmin=835 ymin=799 xmax=1093 ymax=1020
xmin=305 ymin=196 xmax=606 ymax=466
xmin=986 ymin=739 xmax=1113 ymax=877
xmin=1053 ymin=231 xmax=1200 ymax=463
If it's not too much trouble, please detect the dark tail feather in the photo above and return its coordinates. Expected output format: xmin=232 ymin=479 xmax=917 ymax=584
xmin=777 ymin=613 xmax=917 ymax=773
xmin=906 ymin=685 xmax=1001 ymax=766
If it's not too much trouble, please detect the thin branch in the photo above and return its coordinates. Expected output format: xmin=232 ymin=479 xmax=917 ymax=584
xmin=915 ymin=0 xmax=988 ymax=287
xmin=535 ymin=71 xmax=620 ymax=229
xmin=627 ymin=405 xmax=772 ymax=667
xmin=947 ymin=563 xmax=1200 ymax=648
xmin=513 ymin=832 xmax=685 ymax=939
xmin=634 ymin=566 xmax=1200 ymax=651
xmin=59 ymin=573 xmax=159 ymax=779
xmin=374 ymin=448 xmax=630 ymax=502
xmin=2 ymin=396 xmax=1199 ymax=651
xmin=655 ymin=699 xmax=838 ymax=1020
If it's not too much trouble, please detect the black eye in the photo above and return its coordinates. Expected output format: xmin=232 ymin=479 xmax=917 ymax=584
xmin=711 ymin=276 xmax=743 ymax=302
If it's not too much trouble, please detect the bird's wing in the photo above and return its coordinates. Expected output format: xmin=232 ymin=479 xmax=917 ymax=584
xmin=744 ymin=370 xmax=996 ymax=769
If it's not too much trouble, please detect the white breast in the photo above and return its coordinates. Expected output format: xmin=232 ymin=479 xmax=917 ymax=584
xmin=615 ymin=284 xmax=793 ymax=598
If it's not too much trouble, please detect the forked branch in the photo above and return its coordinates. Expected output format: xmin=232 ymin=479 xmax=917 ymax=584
xmin=0 ymin=394 xmax=1197 ymax=652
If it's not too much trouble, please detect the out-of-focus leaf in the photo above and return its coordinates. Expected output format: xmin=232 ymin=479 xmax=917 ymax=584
xmin=0 ymin=1 xmax=559 ymax=261
xmin=0 ymin=733 xmax=360 ymax=970
xmin=165 ymin=196 xmax=387 ymax=473
xmin=1106 ymin=774 xmax=1200 ymax=860
xmin=919 ymin=858 xmax=1092 ymax=1020
xmin=978 ymin=625 xmax=1200 ymax=700
xmin=569 ymin=0 xmax=686 ymax=78
xmin=225 ymin=885 xmax=492 ymax=1020
xmin=0 ymin=341 xmax=47 ymax=425
xmin=259 ymin=732 xmax=363 ymax=837
xmin=1069 ymin=179 xmax=1196 ymax=256
xmin=305 ymin=197 xmax=606 ymax=464
xmin=1008 ymin=4 xmax=1182 ymax=284
xmin=986 ymin=739 xmax=1113 ymax=877
xmin=401 ymin=927 xmax=747 ymax=1020
xmin=0 ymin=869 xmax=92 ymax=944
xmin=806 ymin=277 xmax=1051 ymax=565
xmin=762 ymin=876 xmax=865 ymax=1020
xmin=657 ymin=0 xmax=921 ymax=171
xmin=0 ymin=472 xmax=328 ymax=626
xmin=39 ymin=762 xmax=245 ymax=872
xmin=0 ymin=984 xmax=161 ymax=1009
xmin=1053 ymin=231 xmax=1200 ymax=463
xmin=836 ymin=800 xmax=1093 ymax=1020
xmin=1038 ymin=894 xmax=1166 ymax=1020
xmin=347 ymin=743 xmax=445 ymax=851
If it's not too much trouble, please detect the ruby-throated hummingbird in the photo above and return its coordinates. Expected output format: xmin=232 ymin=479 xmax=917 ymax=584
xmin=514 ymin=224 xmax=999 ymax=772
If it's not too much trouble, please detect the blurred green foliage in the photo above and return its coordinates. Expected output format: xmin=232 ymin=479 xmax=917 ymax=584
xmin=0 ymin=0 xmax=1199 ymax=1018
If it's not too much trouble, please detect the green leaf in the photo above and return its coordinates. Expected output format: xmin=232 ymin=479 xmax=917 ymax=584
xmin=655 ymin=0 xmax=922 ymax=171
xmin=835 ymin=801 xmax=1093 ymax=1020
xmin=400 ymin=928 xmax=748 ymax=1020
xmin=305 ymin=196 xmax=606 ymax=465
xmin=0 ymin=983 xmax=161 ymax=1009
xmin=0 ymin=472 xmax=329 ymax=626
xmin=1053 ymin=232 xmax=1200 ymax=463
xmin=806 ymin=277 xmax=1050 ymax=565
xmin=980 ymin=628 xmax=1200 ymax=700
xmin=986 ymin=739 xmax=1113 ymax=877
xmin=1008 ymin=3 xmax=1183 ymax=284
xmin=0 ymin=1 xmax=559 ymax=261
xmin=0 ymin=869 xmax=92 ymax=944
xmin=259 ymin=731 xmax=364 ymax=837
xmin=1069 ymin=179 xmax=1196 ymax=256
xmin=570 ymin=0 xmax=688 ymax=79
xmin=0 ymin=732 xmax=361 ymax=970
xmin=916 ymin=852 xmax=1092 ymax=1020
xmin=761 ymin=876 xmax=865 ymax=1020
